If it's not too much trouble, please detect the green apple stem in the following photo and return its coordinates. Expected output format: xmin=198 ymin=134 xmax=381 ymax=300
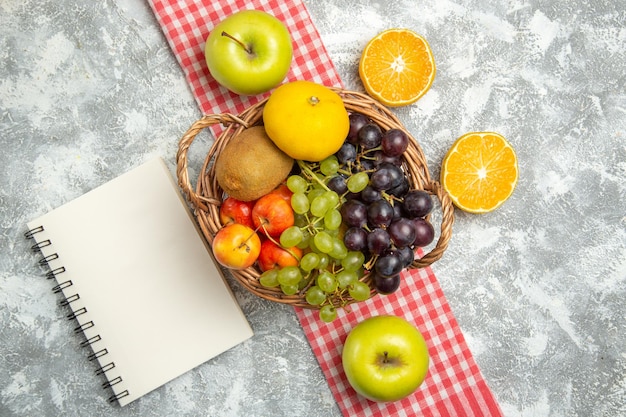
xmin=221 ymin=31 xmax=253 ymax=55
xmin=383 ymin=351 xmax=389 ymax=364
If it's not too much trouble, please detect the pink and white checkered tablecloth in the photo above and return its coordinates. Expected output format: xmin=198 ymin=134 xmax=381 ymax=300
xmin=148 ymin=0 xmax=503 ymax=415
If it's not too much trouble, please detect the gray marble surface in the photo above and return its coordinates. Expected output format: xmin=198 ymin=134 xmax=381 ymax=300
xmin=1 ymin=0 xmax=624 ymax=416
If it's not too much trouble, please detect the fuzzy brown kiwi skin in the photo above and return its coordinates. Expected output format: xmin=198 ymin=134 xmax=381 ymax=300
xmin=215 ymin=126 xmax=295 ymax=202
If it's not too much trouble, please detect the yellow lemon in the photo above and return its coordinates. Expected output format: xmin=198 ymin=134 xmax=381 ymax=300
xmin=263 ymin=80 xmax=350 ymax=162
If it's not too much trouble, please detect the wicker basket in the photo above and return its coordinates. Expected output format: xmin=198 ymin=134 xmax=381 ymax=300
xmin=176 ymin=88 xmax=455 ymax=309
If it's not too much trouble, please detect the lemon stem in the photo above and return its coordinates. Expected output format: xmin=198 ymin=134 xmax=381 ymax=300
xmin=308 ymin=96 xmax=320 ymax=106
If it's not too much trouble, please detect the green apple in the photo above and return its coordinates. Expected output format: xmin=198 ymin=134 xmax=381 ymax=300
xmin=341 ymin=315 xmax=429 ymax=402
xmin=204 ymin=10 xmax=293 ymax=95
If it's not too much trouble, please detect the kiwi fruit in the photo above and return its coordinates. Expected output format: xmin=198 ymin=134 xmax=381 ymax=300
xmin=214 ymin=126 xmax=294 ymax=201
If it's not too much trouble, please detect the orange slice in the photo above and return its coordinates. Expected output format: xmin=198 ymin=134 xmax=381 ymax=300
xmin=441 ymin=132 xmax=518 ymax=213
xmin=359 ymin=28 xmax=436 ymax=107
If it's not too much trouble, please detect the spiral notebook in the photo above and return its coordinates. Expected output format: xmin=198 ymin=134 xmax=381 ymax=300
xmin=25 ymin=157 xmax=253 ymax=407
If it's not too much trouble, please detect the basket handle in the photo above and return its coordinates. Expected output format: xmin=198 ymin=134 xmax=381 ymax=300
xmin=413 ymin=180 xmax=455 ymax=268
xmin=176 ymin=113 xmax=249 ymax=212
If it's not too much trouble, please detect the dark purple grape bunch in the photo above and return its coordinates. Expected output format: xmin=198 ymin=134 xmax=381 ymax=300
xmin=333 ymin=112 xmax=436 ymax=296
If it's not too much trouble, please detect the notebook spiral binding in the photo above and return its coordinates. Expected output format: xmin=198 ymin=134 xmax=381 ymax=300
xmin=25 ymin=225 xmax=129 ymax=404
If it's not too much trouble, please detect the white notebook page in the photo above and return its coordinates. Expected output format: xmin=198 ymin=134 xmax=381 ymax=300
xmin=27 ymin=157 xmax=253 ymax=406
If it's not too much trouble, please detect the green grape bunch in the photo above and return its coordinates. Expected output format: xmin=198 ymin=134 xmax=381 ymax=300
xmin=260 ymin=164 xmax=372 ymax=323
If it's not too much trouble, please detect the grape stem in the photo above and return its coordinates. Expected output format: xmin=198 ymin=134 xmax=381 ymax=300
xmin=363 ymin=255 xmax=378 ymax=271
xmin=257 ymin=220 xmax=303 ymax=262
xmin=297 ymin=160 xmax=332 ymax=192
xmin=298 ymin=270 xmax=317 ymax=295
xmin=337 ymin=167 xmax=353 ymax=177
xmin=383 ymin=191 xmax=402 ymax=205
xmin=305 ymin=211 xmax=330 ymax=233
